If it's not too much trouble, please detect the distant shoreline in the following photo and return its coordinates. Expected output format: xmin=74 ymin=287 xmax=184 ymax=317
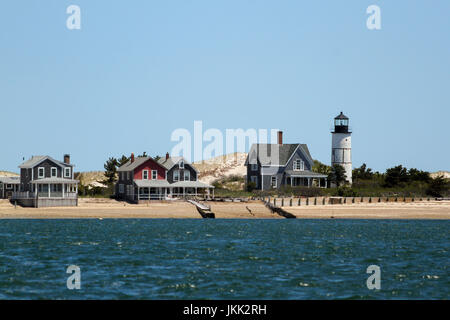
xmin=0 ymin=199 xmax=449 ymax=219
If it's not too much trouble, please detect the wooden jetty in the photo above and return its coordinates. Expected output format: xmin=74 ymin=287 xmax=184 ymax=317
xmin=187 ymin=200 xmax=215 ymax=219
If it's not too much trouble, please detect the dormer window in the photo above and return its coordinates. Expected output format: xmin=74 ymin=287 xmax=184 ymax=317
xmin=64 ymin=167 xmax=71 ymax=178
xmin=38 ymin=167 xmax=45 ymax=179
xmin=51 ymin=167 xmax=57 ymax=177
xmin=293 ymin=159 xmax=304 ymax=171
xmin=179 ymin=161 xmax=184 ymax=169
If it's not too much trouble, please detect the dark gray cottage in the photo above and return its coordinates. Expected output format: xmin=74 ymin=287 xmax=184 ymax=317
xmin=12 ymin=154 xmax=79 ymax=207
xmin=245 ymin=132 xmax=327 ymax=190
xmin=0 ymin=176 xmax=20 ymax=199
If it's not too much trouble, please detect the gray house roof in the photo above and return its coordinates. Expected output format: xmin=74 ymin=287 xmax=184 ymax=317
xmin=0 ymin=176 xmax=20 ymax=184
xmin=19 ymin=156 xmax=74 ymax=169
xmin=117 ymin=157 xmax=166 ymax=172
xmin=134 ymin=180 xmax=171 ymax=188
xmin=31 ymin=178 xmax=79 ymax=184
xmin=158 ymin=156 xmax=198 ymax=172
xmin=284 ymin=170 xmax=327 ymax=178
xmin=246 ymin=144 xmax=313 ymax=167
xmin=170 ymin=181 xmax=214 ymax=188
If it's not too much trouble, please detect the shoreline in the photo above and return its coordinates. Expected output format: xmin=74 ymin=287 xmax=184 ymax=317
xmin=0 ymin=199 xmax=449 ymax=219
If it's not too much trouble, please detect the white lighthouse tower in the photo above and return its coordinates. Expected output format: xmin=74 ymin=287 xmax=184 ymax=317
xmin=331 ymin=112 xmax=352 ymax=184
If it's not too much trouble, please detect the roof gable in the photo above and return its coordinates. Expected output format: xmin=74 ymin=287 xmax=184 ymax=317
xmin=158 ymin=157 xmax=198 ymax=173
xmin=246 ymin=143 xmax=314 ymax=168
xmin=118 ymin=156 xmax=166 ymax=172
xmin=19 ymin=156 xmax=73 ymax=169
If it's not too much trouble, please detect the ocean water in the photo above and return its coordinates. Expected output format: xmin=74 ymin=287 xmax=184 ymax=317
xmin=0 ymin=219 xmax=448 ymax=299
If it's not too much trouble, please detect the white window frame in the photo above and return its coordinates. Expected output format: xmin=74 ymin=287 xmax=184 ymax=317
xmin=251 ymin=163 xmax=258 ymax=171
xmin=143 ymin=170 xmax=149 ymax=180
xmin=119 ymin=184 xmax=124 ymax=194
xmin=127 ymin=172 xmax=130 ymax=180
xmin=179 ymin=161 xmax=184 ymax=169
xmin=293 ymin=159 xmax=304 ymax=171
xmin=174 ymin=170 xmax=180 ymax=182
xmin=6 ymin=184 xmax=12 ymax=189
xmin=151 ymin=170 xmax=158 ymax=180
xmin=38 ymin=167 xmax=45 ymax=179
xmin=64 ymin=167 xmax=71 ymax=178
xmin=184 ymin=170 xmax=190 ymax=181
xmin=51 ymin=167 xmax=57 ymax=178
xmin=271 ymin=176 xmax=277 ymax=188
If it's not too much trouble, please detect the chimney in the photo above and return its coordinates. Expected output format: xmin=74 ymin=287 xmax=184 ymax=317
xmin=166 ymin=152 xmax=170 ymax=160
xmin=64 ymin=154 xmax=70 ymax=164
xmin=277 ymin=131 xmax=283 ymax=145
xmin=131 ymin=153 xmax=135 ymax=163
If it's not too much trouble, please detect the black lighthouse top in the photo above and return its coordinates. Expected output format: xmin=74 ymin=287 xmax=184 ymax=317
xmin=333 ymin=112 xmax=350 ymax=133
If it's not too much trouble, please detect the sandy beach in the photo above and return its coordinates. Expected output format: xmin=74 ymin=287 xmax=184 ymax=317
xmin=282 ymin=201 xmax=450 ymax=219
xmin=0 ymin=198 xmax=449 ymax=219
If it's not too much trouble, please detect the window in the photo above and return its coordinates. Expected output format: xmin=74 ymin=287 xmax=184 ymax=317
xmin=38 ymin=167 xmax=45 ymax=178
xmin=174 ymin=170 xmax=180 ymax=182
xmin=119 ymin=184 xmax=124 ymax=193
xmin=51 ymin=167 xmax=57 ymax=177
xmin=251 ymin=163 xmax=258 ymax=171
xmin=126 ymin=172 xmax=130 ymax=180
xmin=143 ymin=170 xmax=149 ymax=180
xmin=6 ymin=184 xmax=12 ymax=189
xmin=151 ymin=170 xmax=158 ymax=180
xmin=271 ymin=176 xmax=277 ymax=188
xmin=179 ymin=161 xmax=184 ymax=169
xmin=184 ymin=170 xmax=190 ymax=181
xmin=250 ymin=176 xmax=257 ymax=184
xmin=64 ymin=167 xmax=71 ymax=178
xmin=293 ymin=159 xmax=304 ymax=171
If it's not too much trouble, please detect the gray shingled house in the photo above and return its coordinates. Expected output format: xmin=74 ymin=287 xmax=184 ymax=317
xmin=158 ymin=153 xmax=214 ymax=198
xmin=0 ymin=176 xmax=20 ymax=199
xmin=245 ymin=132 xmax=327 ymax=190
xmin=11 ymin=154 xmax=79 ymax=207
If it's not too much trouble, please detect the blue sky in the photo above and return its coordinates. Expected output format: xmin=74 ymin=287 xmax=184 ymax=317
xmin=0 ymin=1 xmax=449 ymax=173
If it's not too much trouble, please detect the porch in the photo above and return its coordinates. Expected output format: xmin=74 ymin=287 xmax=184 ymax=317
xmin=133 ymin=180 xmax=215 ymax=202
xmin=12 ymin=178 xmax=79 ymax=207
xmin=285 ymin=171 xmax=328 ymax=188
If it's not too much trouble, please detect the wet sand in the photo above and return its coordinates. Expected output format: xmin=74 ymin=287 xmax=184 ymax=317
xmin=0 ymin=199 xmax=449 ymax=219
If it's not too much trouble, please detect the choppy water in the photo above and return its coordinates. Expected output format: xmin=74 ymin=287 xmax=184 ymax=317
xmin=0 ymin=219 xmax=448 ymax=299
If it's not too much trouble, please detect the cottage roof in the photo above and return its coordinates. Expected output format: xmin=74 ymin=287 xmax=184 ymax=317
xmin=158 ymin=157 xmax=198 ymax=172
xmin=31 ymin=178 xmax=79 ymax=184
xmin=134 ymin=180 xmax=172 ymax=188
xmin=19 ymin=156 xmax=74 ymax=169
xmin=284 ymin=170 xmax=328 ymax=178
xmin=246 ymin=144 xmax=313 ymax=167
xmin=0 ymin=176 xmax=20 ymax=184
xmin=117 ymin=157 xmax=163 ymax=172
xmin=170 ymin=181 xmax=214 ymax=188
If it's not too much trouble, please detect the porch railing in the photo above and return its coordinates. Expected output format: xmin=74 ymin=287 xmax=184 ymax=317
xmin=12 ymin=192 xmax=78 ymax=199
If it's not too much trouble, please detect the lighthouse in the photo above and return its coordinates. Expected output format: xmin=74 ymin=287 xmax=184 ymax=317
xmin=331 ymin=112 xmax=352 ymax=184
